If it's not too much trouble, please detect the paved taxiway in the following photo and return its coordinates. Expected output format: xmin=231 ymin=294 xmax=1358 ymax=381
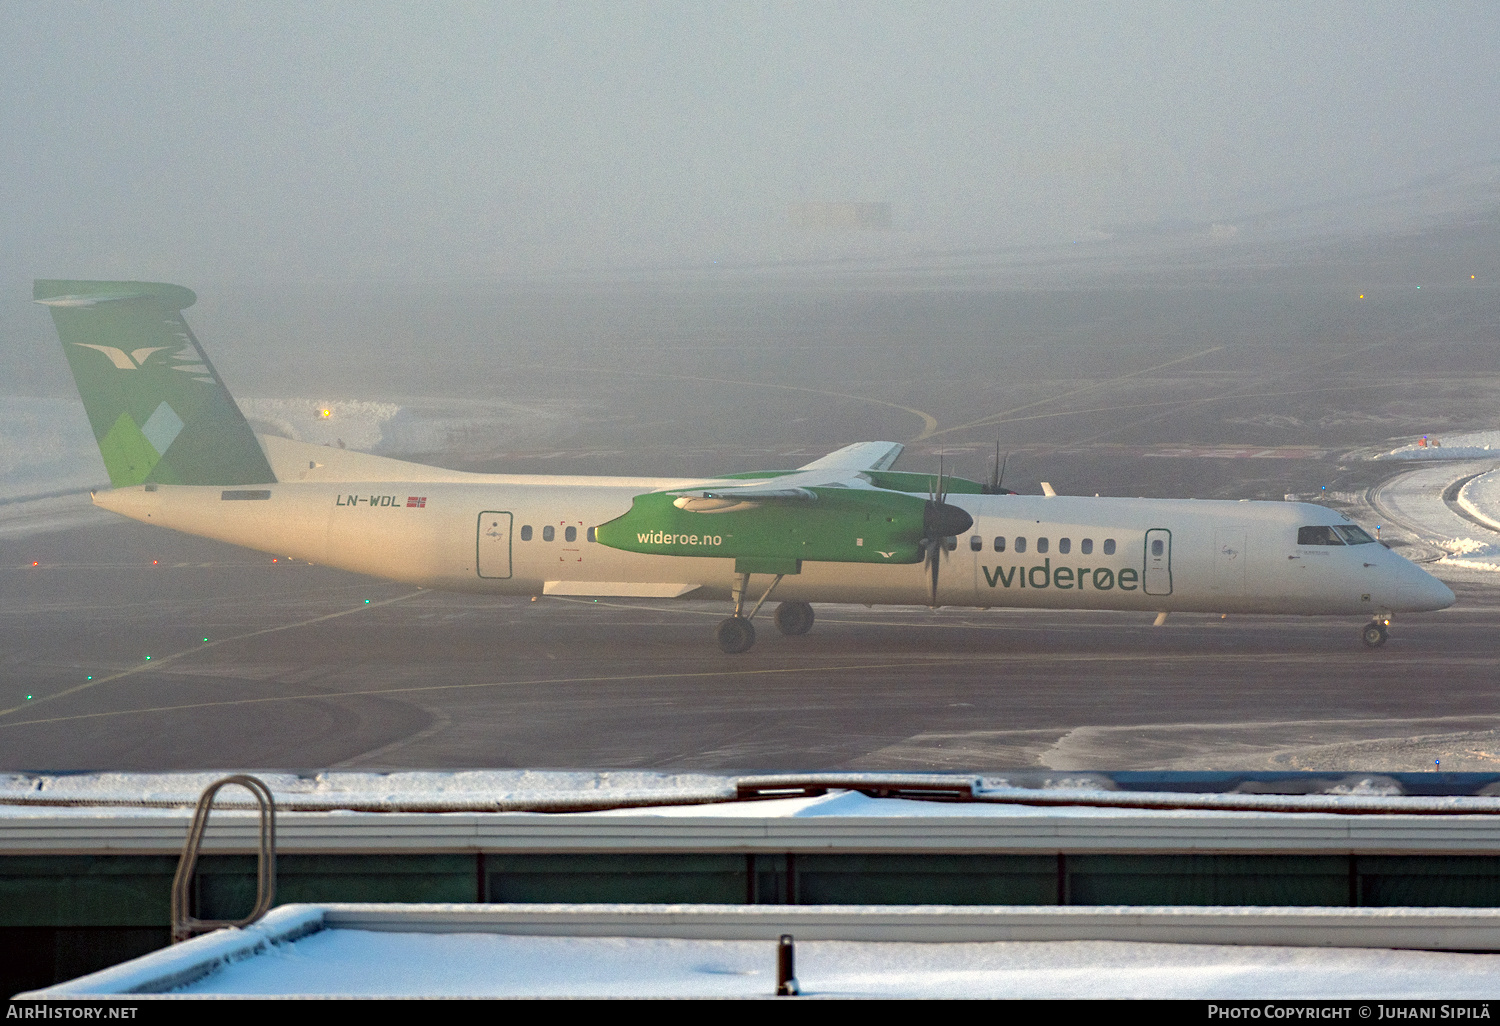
xmin=2 ymin=506 xmax=1495 ymax=773
xmin=8 ymin=201 xmax=1500 ymax=773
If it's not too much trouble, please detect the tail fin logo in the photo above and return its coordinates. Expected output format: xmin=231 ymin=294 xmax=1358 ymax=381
xmin=73 ymin=344 xmax=170 ymax=370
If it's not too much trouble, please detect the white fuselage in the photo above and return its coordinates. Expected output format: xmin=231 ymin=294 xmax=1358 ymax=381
xmin=92 ymin=438 xmax=1454 ymax=618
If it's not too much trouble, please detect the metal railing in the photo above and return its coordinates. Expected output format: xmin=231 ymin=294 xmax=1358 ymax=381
xmin=170 ymin=774 xmax=277 ymax=943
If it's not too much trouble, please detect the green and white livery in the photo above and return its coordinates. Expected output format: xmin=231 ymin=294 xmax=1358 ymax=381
xmin=43 ymin=280 xmax=1455 ymax=653
xmin=37 ymin=280 xmax=273 ymax=488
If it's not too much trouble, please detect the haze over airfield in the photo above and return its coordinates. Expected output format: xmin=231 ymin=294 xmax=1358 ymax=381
xmin=3 ymin=0 xmax=1500 ymax=290
xmin=10 ymin=4 xmax=1500 ymax=774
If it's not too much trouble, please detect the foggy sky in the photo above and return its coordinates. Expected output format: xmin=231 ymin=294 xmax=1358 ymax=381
xmin=3 ymin=0 xmax=1500 ymax=286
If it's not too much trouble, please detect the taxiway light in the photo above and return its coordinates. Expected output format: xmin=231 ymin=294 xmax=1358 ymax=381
xmin=32 ymin=562 xmax=38 ymax=566
xmin=25 ymin=695 xmax=31 ymax=701
xmin=365 ymin=599 xmax=370 ymax=604
xmin=145 ymin=656 xmax=151 ymax=660
xmin=322 ymin=409 xmax=332 ymax=417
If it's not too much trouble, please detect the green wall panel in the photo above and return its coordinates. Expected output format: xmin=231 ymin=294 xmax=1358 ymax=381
xmin=487 ymin=854 xmax=747 ymax=904
xmin=0 ymin=857 xmax=178 ymax=927
xmin=1066 ymin=855 xmax=1350 ymax=906
xmin=196 ymin=854 xmax=476 ymax=920
xmin=796 ymin=854 xmax=1059 ymax=905
xmin=1358 ymin=857 xmax=1500 ymax=908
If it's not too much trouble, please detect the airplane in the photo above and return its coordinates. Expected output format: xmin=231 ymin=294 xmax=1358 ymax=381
xmin=35 ymin=279 xmax=1455 ymax=653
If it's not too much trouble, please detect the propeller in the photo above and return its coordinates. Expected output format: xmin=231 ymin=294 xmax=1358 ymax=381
xmin=980 ymin=437 xmax=1015 ymax=495
xmin=922 ymin=454 xmax=974 ymax=607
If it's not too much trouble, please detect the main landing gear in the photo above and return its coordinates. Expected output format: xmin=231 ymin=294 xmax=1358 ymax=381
xmin=717 ymin=574 xmax=814 ymax=653
xmin=1362 ymin=616 xmax=1391 ymax=648
xmin=774 ymin=600 xmax=815 ymax=636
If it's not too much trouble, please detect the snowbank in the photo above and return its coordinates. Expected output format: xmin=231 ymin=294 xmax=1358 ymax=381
xmin=1382 ymin=431 xmax=1500 ymax=460
xmin=172 ymin=931 xmax=1500 ymax=998
xmin=7 ymin=771 xmax=1500 ymax=817
xmin=1459 ymin=469 xmax=1500 ymax=534
xmin=36 ymin=904 xmax=1500 ymax=999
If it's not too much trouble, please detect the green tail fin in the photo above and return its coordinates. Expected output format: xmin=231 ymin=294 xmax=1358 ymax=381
xmin=35 ymin=279 xmax=276 ymax=488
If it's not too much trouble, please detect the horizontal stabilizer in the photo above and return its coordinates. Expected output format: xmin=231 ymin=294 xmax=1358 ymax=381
xmin=256 ymin=435 xmax=486 ymax=484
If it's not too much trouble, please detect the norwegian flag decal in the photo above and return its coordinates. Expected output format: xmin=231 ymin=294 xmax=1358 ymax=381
xmin=406 ymin=496 xmax=427 ymax=508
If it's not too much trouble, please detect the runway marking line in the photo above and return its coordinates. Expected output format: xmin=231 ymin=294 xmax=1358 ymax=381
xmin=544 ymin=364 xmax=940 ymax=440
xmin=0 ymin=591 xmax=423 ymax=721
xmin=921 ymin=345 xmax=1224 ymax=441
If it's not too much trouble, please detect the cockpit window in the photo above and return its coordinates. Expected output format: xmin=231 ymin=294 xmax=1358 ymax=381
xmin=1297 ymin=525 xmax=1345 ymax=546
xmin=1335 ymin=525 xmax=1376 ymax=545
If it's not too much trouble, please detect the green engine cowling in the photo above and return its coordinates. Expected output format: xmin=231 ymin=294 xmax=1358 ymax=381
xmin=594 ymin=488 xmax=941 ymax=570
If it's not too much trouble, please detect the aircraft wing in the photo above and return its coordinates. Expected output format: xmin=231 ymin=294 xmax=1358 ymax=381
xmin=666 ymin=441 xmax=904 ymax=502
xmin=796 ymin=441 xmax=904 ymax=472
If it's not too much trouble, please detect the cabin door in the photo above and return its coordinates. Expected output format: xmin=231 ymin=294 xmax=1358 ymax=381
xmin=1143 ymin=528 xmax=1173 ymax=595
xmin=477 ymin=511 xmax=513 ymax=579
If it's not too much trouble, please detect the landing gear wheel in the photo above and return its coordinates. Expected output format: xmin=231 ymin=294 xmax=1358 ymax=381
xmin=773 ymin=600 xmax=815 ymax=636
xmin=717 ymin=615 xmax=757 ymax=654
xmin=1362 ymin=622 xmax=1389 ymax=648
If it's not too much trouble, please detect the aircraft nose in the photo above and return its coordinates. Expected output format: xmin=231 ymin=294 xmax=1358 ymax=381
xmin=1401 ymin=565 xmax=1455 ymax=611
xmin=1427 ymin=575 xmax=1457 ymax=610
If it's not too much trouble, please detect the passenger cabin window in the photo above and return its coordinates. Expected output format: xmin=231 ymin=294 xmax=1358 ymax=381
xmin=1081 ymin=538 xmax=1093 ymax=554
xmin=1297 ymin=525 xmax=1344 ymax=546
xmin=520 ymin=525 xmax=533 ymax=541
xmin=1151 ymin=539 xmax=1164 ymax=556
xmin=587 ymin=527 xmax=596 ymax=542
xmin=944 ymin=536 xmax=957 ymax=551
xmin=1037 ymin=537 xmax=1049 ymax=554
xmin=1015 ymin=537 xmax=1027 ymax=553
xmin=1103 ymin=539 xmax=1115 ymax=555
xmin=969 ymin=535 xmax=982 ymax=552
xmin=1059 ymin=538 xmax=1070 ymax=554
xmin=1335 ymin=525 xmax=1375 ymax=545
xmin=994 ymin=537 xmax=1006 ymax=552
xmin=543 ymin=525 xmax=555 ymax=542
xmin=565 ymin=526 xmax=577 ymax=543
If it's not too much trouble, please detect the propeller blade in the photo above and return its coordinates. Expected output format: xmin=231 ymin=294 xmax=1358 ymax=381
xmin=927 ymin=539 xmax=939 ymax=606
xmin=983 ymin=438 xmax=1012 ymax=495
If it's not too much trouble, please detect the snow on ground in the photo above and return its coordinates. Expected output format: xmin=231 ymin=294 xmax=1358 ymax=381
xmin=238 ymin=398 xmax=399 ymax=453
xmin=0 ymin=769 xmax=736 ymax=812
xmin=1369 ymin=461 xmax=1500 ymax=575
xmin=171 ymin=930 xmax=1500 ymax=998
xmin=6 ymin=773 xmax=1500 ymax=817
xmin=0 ymin=397 xmax=105 ymax=502
xmin=0 ymin=394 xmax=569 ymax=505
xmin=1459 ymin=469 xmax=1500 ymax=534
xmin=1382 ymin=431 xmax=1500 ymax=460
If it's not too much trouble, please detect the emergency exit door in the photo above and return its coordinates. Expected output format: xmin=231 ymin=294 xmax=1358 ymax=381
xmin=1144 ymin=528 xmax=1172 ymax=595
xmin=477 ymin=511 xmax=513 ymax=579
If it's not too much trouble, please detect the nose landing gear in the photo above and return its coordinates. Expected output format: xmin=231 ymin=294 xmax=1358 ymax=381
xmin=1362 ymin=617 xmax=1391 ymax=648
